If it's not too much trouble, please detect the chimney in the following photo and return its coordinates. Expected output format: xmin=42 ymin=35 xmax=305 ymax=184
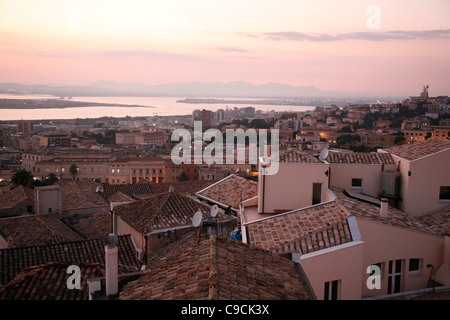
xmin=380 ymin=198 xmax=388 ymax=217
xmin=105 ymin=234 xmax=119 ymax=297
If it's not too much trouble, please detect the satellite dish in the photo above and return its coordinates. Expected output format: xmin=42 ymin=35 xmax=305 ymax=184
xmin=319 ymin=148 xmax=329 ymax=160
xmin=192 ymin=210 xmax=203 ymax=228
xmin=260 ymin=157 xmax=271 ymax=166
xmin=210 ymin=205 xmax=219 ymax=217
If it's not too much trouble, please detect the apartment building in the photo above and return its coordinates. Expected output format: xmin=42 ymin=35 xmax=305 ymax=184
xmin=236 ymin=146 xmax=449 ymax=299
xmin=380 ymin=138 xmax=450 ymax=217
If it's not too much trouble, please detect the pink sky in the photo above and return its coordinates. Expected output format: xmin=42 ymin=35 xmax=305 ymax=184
xmin=0 ymin=0 xmax=449 ymax=97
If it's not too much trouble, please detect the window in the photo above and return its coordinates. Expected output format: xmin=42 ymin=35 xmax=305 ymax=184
xmin=112 ymin=169 xmax=115 ymax=174
xmin=388 ymin=260 xmax=403 ymax=294
xmin=324 ymin=280 xmax=339 ymax=300
xmin=439 ymin=186 xmax=450 ymax=201
xmin=351 ymin=178 xmax=362 ymax=188
xmin=409 ymin=259 xmax=422 ymax=275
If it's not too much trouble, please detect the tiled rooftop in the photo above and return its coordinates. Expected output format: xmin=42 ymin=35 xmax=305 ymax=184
xmin=196 ymin=174 xmax=258 ymax=210
xmin=327 ymin=152 xmax=395 ymax=165
xmin=417 ymin=205 xmax=450 ymax=236
xmin=331 ymin=187 xmax=440 ymax=236
xmin=119 ymin=230 xmax=310 ymax=300
xmin=107 ymin=191 xmax=136 ymax=204
xmin=0 ymin=214 xmax=84 ymax=247
xmin=0 ymin=234 xmax=141 ymax=286
xmin=382 ymin=138 xmax=450 ymax=161
xmin=278 ymin=149 xmax=321 ymax=163
xmin=100 ymin=180 xmax=216 ymax=200
xmin=0 ymin=185 xmax=34 ymax=209
xmin=100 ymin=183 xmax=152 ymax=200
xmin=245 ymin=201 xmax=352 ymax=254
xmin=71 ymin=209 xmax=112 ymax=240
xmin=57 ymin=179 xmax=109 ymax=210
xmin=0 ymin=262 xmax=104 ymax=300
xmin=113 ymin=191 xmax=229 ymax=234
xmin=148 ymin=180 xmax=216 ymax=196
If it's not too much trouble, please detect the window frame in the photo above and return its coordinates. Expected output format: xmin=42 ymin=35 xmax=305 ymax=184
xmin=351 ymin=178 xmax=363 ymax=189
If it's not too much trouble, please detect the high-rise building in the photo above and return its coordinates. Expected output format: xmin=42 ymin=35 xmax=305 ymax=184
xmin=201 ymin=109 xmax=212 ymax=127
xmin=192 ymin=109 xmax=202 ymax=121
xmin=17 ymin=120 xmax=34 ymax=134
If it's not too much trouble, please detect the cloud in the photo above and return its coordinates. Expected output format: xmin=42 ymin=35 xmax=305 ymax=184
xmin=247 ymin=29 xmax=450 ymax=42
xmin=216 ymin=47 xmax=248 ymax=53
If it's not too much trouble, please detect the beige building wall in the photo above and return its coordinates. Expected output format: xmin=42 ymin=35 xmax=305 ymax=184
xmin=393 ymin=150 xmax=450 ymax=217
xmin=35 ymin=185 xmax=62 ymax=215
xmin=300 ymin=241 xmax=365 ymax=300
xmin=115 ymin=214 xmax=145 ymax=252
xmin=258 ymin=162 xmax=329 ymax=213
xmin=357 ymin=218 xmax=444 ymax=298
xmin=329 ymin=164 xmax=383 ymax=197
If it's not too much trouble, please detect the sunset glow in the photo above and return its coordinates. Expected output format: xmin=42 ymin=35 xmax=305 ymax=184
xmin=1 ymin=0 xmax=449 ymax=96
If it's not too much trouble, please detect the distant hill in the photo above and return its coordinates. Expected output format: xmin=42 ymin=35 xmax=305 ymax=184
xmin=89 ymin=80 xmax=346 ymax=98
xmin=0 ymin=81 xmax=346 ymax=99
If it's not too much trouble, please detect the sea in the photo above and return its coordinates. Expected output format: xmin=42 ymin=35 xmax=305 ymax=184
xmin=0 ymin=94 xmax=315 ymax=121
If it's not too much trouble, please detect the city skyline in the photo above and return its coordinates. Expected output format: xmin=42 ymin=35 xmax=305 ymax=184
xmin=0 ymin=0 xmax=449 ymax=97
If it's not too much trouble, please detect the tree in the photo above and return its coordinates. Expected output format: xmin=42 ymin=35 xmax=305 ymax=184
xmin=337 ymin=126 xmax=353 ymax=133
xmin=46 ymin=172 xmax=59 ymax=185
xmin=178 ymin=171 xmax=189 ymax=181
xmin=11 ymin=168 xmax=34 ymax=187
xmin=425 ymin=132 xmax=432 ymax=140
xmin=69 ymin=164 xmax=79 ymax=181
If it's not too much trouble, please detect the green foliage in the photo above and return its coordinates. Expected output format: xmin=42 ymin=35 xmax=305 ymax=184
xmin=178 ymin=171 xmax=189 ymax=181
xmin=11 ymin=168 xmax=34 ymax=187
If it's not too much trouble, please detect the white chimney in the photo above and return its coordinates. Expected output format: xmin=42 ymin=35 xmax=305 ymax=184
xmin=380 ymin=198 xmax=388 ymax=217
xmin=105 ymin=234 xmax=119 ymax=297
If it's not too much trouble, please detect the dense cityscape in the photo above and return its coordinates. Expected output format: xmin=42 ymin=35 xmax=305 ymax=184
xmin=0 ymin=1 xmax=449 ymax=315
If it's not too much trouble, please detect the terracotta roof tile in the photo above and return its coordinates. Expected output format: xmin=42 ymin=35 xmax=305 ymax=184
xmin=327 ymin=152 xmax=395 ymax=165
xmin=331 ymin=187 xmax=439 ymax=235
xmin=417 ymin=205 xmax=450 ymax=236
xmin=0 ymin=262 xmax=104 ymax=300
xmin=57 ymin=179 xmax=108 ymax=209
xmin=279 ymin=149 xmax=321 ymax=163
xmin=0 ymin=214 xmax=84 ymax=247
xmin=101 ymin=181 xmax=216 ymax=201
xmin=71 ymin=209 xmax=112 ymax=240
xmin=0 ymin=186 xmax=34 ymax=209
xmin=246 ymin=201 xmax=352 ymax=254
xmin=107 ymin=191 xmax=136 ymax=204
xmin=196 ymin=174 xmax=258 ymax=210
xmin=0 ymin=234 xmax=141 ymax=286
xmin=382 ymin=138 xmax=450 ymax=161
xmin=114 ymin=191 xmax=229 ymax=234
xmin=119 ymin=230 xmax=310 ymax=300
